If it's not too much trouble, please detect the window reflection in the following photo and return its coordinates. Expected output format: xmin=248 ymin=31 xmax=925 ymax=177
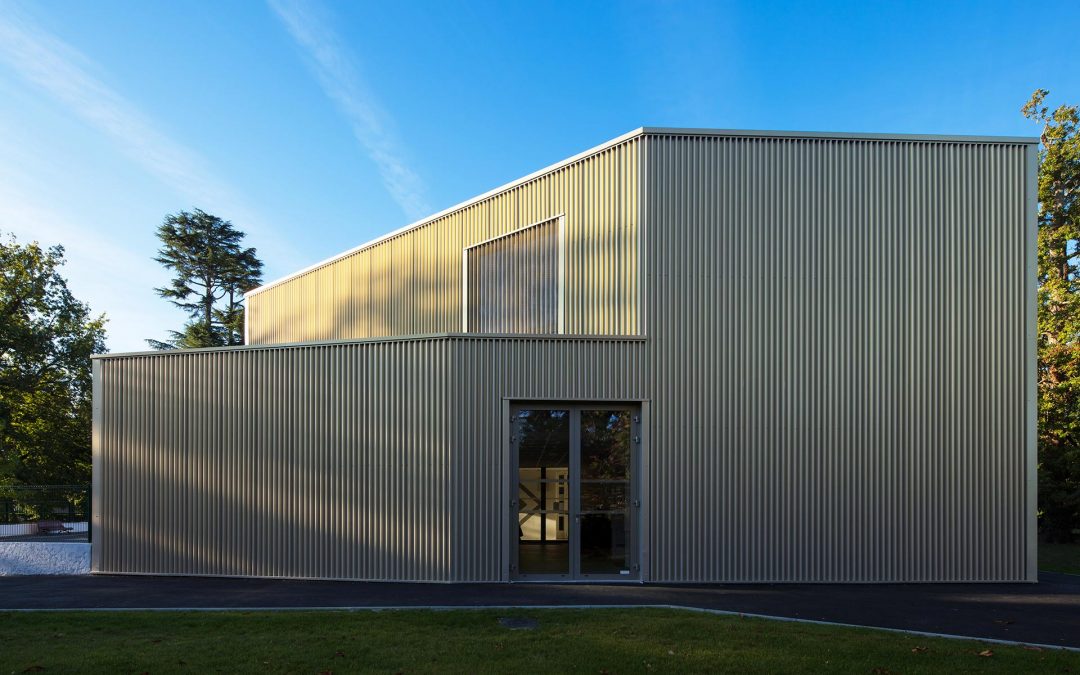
xmin=517 ymin=409 xmax=570 ymax=575
xmin=580 ymin=410 xmax=632 ymax=575
xmin=581 ymin=410 xmax=631 ymax=479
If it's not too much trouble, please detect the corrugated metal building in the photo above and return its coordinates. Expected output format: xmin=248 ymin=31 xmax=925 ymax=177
xmin=92 ymin=128 xmax=1039 ymax=583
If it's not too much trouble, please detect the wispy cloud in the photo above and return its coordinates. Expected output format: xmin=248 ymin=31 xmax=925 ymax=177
xmin=0 ymin=6 xmax=299 ymax=271
xmin=0 ymin=6 xmax=303 ymax=350
xmin=0 ymin=156 xmax=183 ymax=351
xmin=268 ymin=0 xmax=430 ymax=220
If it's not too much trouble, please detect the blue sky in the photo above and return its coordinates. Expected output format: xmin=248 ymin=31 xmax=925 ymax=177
xmin=0 ymin=0 xmax=1076 ymax=351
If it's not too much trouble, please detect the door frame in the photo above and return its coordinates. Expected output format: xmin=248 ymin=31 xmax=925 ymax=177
xmin=503 ymin=399 xmax=649 ymax=582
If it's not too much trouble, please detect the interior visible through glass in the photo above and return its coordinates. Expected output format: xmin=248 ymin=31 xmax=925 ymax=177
xmin=516 ymin=409 xmax=570 ymax=575
xmin=579 ymin=410 xmax=632 ymax=575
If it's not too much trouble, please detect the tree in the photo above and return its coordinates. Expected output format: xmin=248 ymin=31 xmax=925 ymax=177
xmin=0 ymin=234 xmax=107 ymax=487
xmin=149 ymin=209 xmax=263 ymax=349
xmin=1023 ymin=89 xmax=1080 ymax=542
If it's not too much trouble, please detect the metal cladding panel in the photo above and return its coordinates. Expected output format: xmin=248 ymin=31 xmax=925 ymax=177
xmin=247 ymin=139 xmax=640 ymax=343
xmin=642 ymin=133 xmax=1034 ymax=582
xmin=446 ymin=336 xmax=648 ymax=582
xmin=93 ymin=340 xmax=453 ymax=581
xmin=467 ymin=218 xmax=560 ymax=333
xmin=92 ymin=335 xmax=646 ymax=582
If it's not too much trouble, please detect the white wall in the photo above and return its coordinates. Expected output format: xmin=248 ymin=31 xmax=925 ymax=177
xmin=0 ymin=542 xmax=90 ymax=575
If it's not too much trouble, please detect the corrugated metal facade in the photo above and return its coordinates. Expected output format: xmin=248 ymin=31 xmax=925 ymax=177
xmin=245 ymin=138 xmax=640 ymax=343
xmin=445 ymin=336 xmax=648 ymax=581
xmin=642 ymin=132 xmax=1036 ymax=582
xmin=466 ymin=217 xmax=561 ymax=333
xmin=93 ymin=128 xmax=1037 ymax=583
xmin=92 ymin=336 xmax=646 ymax=580
xmin=93 ymin=338 xmax=454 ymax=579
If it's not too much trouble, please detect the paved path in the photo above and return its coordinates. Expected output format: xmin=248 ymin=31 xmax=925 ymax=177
xmin=1 ymin=573 xmax=1077 ymax=648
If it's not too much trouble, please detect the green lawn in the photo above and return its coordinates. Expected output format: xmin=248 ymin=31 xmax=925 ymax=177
xmin=1 ymin=608 xmax=1075 ymax=674
xmin=1040 ymin=542 xmax=1080 ymax=575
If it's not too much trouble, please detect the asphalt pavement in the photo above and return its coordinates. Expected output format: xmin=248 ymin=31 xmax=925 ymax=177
xmin=1 ymin=572 xmax=1077 ymax=648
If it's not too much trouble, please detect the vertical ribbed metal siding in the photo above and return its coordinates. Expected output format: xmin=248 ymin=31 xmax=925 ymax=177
xmin=95 ymin=131 xmax=1035 ymax=584
xmin=92 ymin=335 xmax=647 ymax=581
xmin=446 ymin=336 xmax=648 ymax=581
xmin=246 ymin=140 xmax=640 ymax=343
xmin=94 ymin=339 xmax=453 ymax=581
xmin=643 ymin=134 xmax=1033 ymax=582
xmin=467 ymin=218 xmax=560 ymax=333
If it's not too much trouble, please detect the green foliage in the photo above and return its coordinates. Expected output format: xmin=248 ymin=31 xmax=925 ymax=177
xmin=150 ymin=208 xmax=263 ymax=349
xmin=0 ymin=234 xmax=106 ymax=487
xmin=0 ymin=484 xmax=90 ymax=524
xmin=1024 ymin=90 xmax=1080 ymax=541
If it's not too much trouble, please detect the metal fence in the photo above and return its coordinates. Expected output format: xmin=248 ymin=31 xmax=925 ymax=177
xmin=0 ymin=485 xmax=90 ymax=538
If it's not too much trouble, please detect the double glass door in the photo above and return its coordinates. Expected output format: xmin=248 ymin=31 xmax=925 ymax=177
xmin=510 ymin=403 xmax=639 ymax=580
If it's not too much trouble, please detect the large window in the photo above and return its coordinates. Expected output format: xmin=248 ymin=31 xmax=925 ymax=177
xmin=463 ymin=215 xmax=563 ymax=333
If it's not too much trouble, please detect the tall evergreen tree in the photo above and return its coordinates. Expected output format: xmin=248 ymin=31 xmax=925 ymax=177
xmin=1023 ymin=90 xmax=1080 ymax=541
xmin=149 ymin=209 xmax=263 ymax=349
xmin=0 ymin=234 xmax=107 ymax=486
xmin=215 ymin=246 xmax=263 ymax=346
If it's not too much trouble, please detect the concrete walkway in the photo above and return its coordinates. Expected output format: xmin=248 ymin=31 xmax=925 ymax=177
xmin=1 ymin=573 xmax=1077 ymax=649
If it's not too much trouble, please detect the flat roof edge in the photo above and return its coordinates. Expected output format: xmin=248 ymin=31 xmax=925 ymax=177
xmin=641 ymin=127 xmax=1041 ymax=145
xmin=93 ymin=332 xmax=648 ymax=360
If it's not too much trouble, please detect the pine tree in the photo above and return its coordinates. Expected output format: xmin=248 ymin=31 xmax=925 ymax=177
xmin=148 ymin=209 xmax=263 ymax=349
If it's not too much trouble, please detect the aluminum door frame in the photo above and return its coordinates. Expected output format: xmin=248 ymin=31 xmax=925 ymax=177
xmin=506 ymin=400 xmax=643 ymax=582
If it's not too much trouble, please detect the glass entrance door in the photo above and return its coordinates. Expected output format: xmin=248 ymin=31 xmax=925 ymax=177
xmin=578 ymin=409 xmax=634 ymax=576
xmin=514 ymin=408 xmax=571 ymax=576
xmin=511 ymin=403 xmax=639 ymax=580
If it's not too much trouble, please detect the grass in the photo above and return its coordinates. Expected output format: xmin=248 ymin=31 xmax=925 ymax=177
xmin=1040 ymin=542 xmax=1080 ymax=575
xmin=1 ymin=608 xmax=1076 ymax=674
